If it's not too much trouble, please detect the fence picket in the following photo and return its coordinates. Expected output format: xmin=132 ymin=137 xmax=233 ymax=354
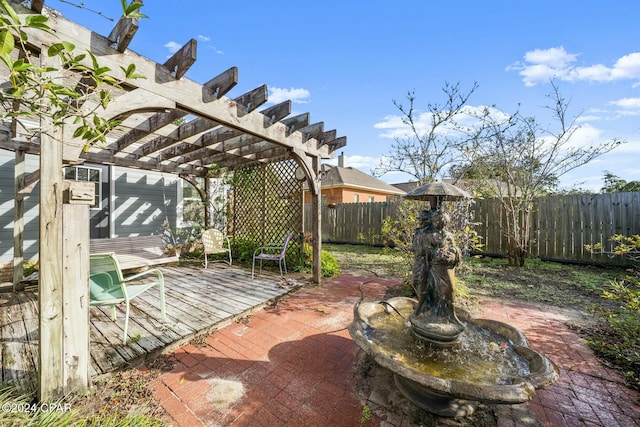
xmin=304 ymin=192 xmax=640 ymax=265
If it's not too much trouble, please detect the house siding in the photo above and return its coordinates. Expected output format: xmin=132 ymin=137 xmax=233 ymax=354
xmin=111 ymin=167 xmax=178 ymax=237
xmin=304 ymin=187 xmax=397 ymax=204
xmin=0 ymin=149 xmax=179 ymax=264
xmin=0 ymin=150 xmax=40 ymax=264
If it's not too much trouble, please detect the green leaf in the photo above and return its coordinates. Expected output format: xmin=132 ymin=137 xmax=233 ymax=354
xmin=95 ymin=66 xmax=111 ymax=76
xmin=34 ymin=66 xmax=57 ymax=73
xmin=0 ymin=29 xmax=15 ymax=58
xmin=121 ymin=63 xmax=145 ymax=80
xmin=99 ymin=90 xmax=111 ymax=109
xmin=24 ymin=14 xmax=50 ymax=31
xmin=7 ymin=84 xmax=25 ymax=97
xmin=11 ymin=58 xmax=33 ymax=72
xmin=0 ymin=0 xmax=21 ymax=25
xmin=72 ymin=126 xmax=85 ymax=138
xmin=87 ymin=50 xmax=100 ymax=71
xmin=0 ymin=53 xmax=13 ymax=72
xmin=47 ymin=43 xmax=65 ymax=57
xmin=123 ymin=1 xmax=148 ymax=19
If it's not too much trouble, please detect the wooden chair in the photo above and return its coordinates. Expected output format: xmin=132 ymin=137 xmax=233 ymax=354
xmin=202 ymin=228 xmax=232 ymax=268
xmin=89 ymin=253 xmax=166 ymax=344
xmin=252 ymin=233 xmax=294 ymax=280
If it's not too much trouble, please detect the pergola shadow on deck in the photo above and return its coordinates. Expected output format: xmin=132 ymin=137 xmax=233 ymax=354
xmin=0 ymin=264 xmax=302 ymax=392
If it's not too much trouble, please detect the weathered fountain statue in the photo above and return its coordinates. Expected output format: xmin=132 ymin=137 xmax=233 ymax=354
xmin=409 ymin=209 xmax=465 ymax=347
xmin=349 ymin=183 xmax=559 ymax=418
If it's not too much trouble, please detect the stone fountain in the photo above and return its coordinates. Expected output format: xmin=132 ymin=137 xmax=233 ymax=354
xmin=348 ymin=182 xmax=558 ymax=418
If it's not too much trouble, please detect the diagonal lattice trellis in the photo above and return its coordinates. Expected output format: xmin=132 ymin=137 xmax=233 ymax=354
xmin=229 ymin=159 xmax=303 ymax=263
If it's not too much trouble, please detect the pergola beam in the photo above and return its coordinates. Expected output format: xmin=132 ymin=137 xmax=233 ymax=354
xmin=107 ymin=15 xmax=139 ymax=53
xmin=142 ymin=117 xmax=220 ymax=159
xmin=115 ymin=109 xmax=188 ymax=152
xmin=260 ymin=101 xmax=291 ymax=127
xmin=233 ymin=84 xmax=268 ymax=115
xmin=202 ymin=67 xmax=238 ymax=102
xmin=162 ymin=39 xmax=197 ymax=80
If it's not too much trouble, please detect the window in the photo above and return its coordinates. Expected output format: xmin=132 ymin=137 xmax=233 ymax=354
xmin=353 ymin=194 xmax=359 ymax=203
xmin=63 ymin=166 xmax=101 ymax=208
xmin=368 ymin=196 xmax=375 ymax=203
xmin=181 ymin=178 xmax=204 ymax=224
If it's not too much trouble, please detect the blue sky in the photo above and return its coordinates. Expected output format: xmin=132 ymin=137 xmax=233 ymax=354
xmin=51 ymin=1 xmax=640 ymax=191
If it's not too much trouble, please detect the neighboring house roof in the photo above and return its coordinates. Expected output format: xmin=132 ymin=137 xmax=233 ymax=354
xmin=392 ymin=178 xmax=517 ymax=197
xmin=392 ymin=179 xmax=470 ymax=193
xmin=319 ymin=165 xmax=406 ymax=195
xmin=391 ymin=181 xmax=421 ymax=193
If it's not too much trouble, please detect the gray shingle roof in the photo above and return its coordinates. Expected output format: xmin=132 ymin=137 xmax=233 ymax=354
xmin=320 ymin=165 xmax=406 ymax=194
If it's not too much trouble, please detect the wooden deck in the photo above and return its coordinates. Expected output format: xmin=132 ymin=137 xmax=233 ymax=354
xmin=0 ymin=263 xmax=302 ymax=392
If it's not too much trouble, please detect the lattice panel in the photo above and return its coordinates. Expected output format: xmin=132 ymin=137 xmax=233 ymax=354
xmin=229 ymin=160 xmax=303 ymax=259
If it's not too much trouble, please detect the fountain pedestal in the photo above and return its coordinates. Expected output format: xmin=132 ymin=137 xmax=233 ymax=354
xmin=394 ymin=375 xmax=476 ymax=418
xmin=409 ymin=315 xmax=465 ymax=348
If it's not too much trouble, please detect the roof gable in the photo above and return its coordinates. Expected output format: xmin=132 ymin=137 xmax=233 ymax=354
xmin=321 ymin=166 xmax=405 ymax=195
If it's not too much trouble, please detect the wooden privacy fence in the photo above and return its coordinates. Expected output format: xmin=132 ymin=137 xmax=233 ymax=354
xmin=304 ymin=202 xmax=394 ymax=246
xmin=304 ymin=192 xmax=640 ymax=265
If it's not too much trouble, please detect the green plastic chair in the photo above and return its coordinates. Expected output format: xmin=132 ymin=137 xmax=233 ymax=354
xmin=89 ymin=253 xmax=166 ymax=344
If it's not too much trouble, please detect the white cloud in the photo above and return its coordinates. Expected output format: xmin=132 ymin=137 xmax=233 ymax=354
xmin=196 ymin=35 xmax=224 ymax=54
xmin=508 ymin=47 xmax=640 ymax=86
xmin=268 ymin=87 xmax=310 ymax=104
xmin=610 ymin=97 xmax=640 ymax=109
xmin=163 ymin=41 xmax=181 ymax=54
xmin=568 ymin=123 xmax=604 ymax=148
xmin=525 ymin=46 xmax=578 ymax=69
xmin=612 ymin=53 xmax=640 ymax=79
xmin=576 ymin=115 xmax=603 ymax=123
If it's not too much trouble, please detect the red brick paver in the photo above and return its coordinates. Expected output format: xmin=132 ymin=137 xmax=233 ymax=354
xmin=145 ymin=275 xmax=640 ymax=426
xmin=479 ymin=300 xmax=640 ymax=427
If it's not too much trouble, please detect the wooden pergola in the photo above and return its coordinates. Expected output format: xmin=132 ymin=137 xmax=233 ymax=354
xmin=1 ymin=1 xmax=345 ymax=400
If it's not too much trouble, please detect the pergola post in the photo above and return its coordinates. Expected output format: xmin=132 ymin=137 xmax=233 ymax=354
xmin=62 ymin=181 xmax=92 ymax=393
xmin=311 ymin=155 xmax=322 ymax=284
xmin=38 ymin=118 xmax=64 ymax=400
xmin=13 ymin=150 xmax=25 ymax=290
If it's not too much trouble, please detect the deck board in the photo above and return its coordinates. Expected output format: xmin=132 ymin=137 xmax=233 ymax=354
xmin=0 ymin=263 xmax=301 ymax=391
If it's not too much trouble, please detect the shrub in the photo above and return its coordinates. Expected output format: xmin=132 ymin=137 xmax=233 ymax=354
xmin=586 ymin=234 xmax=640 ymax=390
xmin=231 ymin=238 xmax=261 ymax=264
xmin=320 ymin=250 xmax=341 ymax=277
xmin=295 ymin=243 xmax=341 ymax=277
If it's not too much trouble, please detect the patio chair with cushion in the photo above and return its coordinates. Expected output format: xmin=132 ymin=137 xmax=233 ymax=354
xmin=251 ymin=233 xmax=294 ymax=280
xmin=89 ymin=253 xmax=166 ymax=344
xmin=202 ymin=228 xmax=232 ymax=268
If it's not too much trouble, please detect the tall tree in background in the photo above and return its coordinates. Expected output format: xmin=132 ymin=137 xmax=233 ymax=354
xmin=457 ymin=82 xmax=623 ymax=266
xmin=373 ymin=81 xmax=479 ymax=184
xmin=601 ymin=171 xmax=640 ymax=193
xmin=377 ymin=83 xmax=480 ymax=278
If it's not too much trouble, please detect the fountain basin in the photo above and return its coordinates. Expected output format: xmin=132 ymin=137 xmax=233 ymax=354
xmin=349 ymin=297 xmax=559 ymax=417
